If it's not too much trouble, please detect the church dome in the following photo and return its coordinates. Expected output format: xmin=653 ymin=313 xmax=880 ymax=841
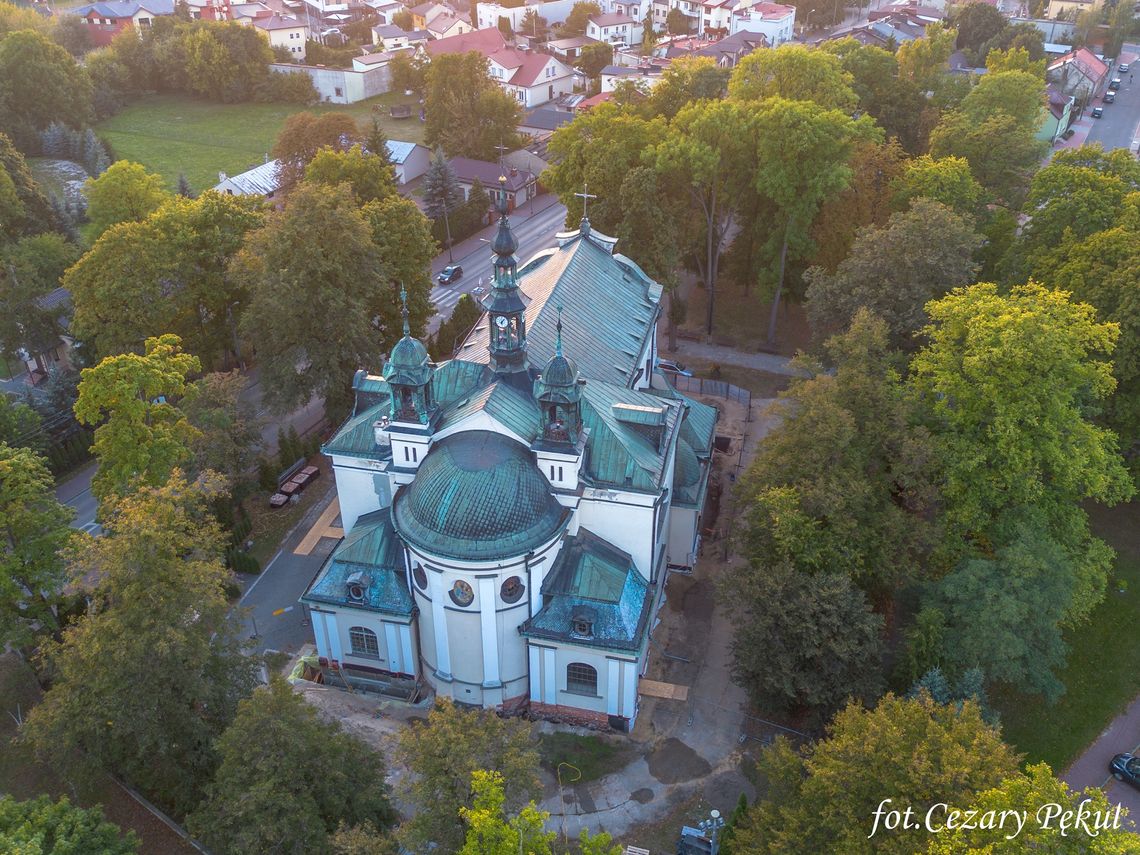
xmin=535 ymin=352 xmax=580 ymax=404
xmin=393 ymin=430 xmax=568 ymax=561
xmin=385 ymin=334 xmax=431 ymax=387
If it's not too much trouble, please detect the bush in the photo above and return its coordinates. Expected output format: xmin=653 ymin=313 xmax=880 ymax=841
xmin=253 ymin=70 xmax=319 ymax=105
xmin=227 ymin=546 xmax=261 ymax=575
xmin=257 ymin=456 xmax=278 ymax=492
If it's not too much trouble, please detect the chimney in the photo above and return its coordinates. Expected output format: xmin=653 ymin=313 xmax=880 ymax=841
xmin=218 ymin=170 xmax=228 ymax=181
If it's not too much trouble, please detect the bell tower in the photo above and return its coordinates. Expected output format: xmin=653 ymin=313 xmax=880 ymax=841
xmin=383 ymin=286 xmax=435 ymax=426
xmin=480 ymin=176 xmax=530 ymax=376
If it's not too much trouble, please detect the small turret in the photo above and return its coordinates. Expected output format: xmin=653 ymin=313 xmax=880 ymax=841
xmin=481 ymin=176 xmax=531 ymax=376
xmin=533 ymin=306 xmax=581 ymax=444
xmin=384 ymin=286 xmax=434 ymax=424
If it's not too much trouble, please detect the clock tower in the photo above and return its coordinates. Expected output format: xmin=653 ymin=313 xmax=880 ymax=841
xmin=480 ymin=177 xmax=530 ymax=376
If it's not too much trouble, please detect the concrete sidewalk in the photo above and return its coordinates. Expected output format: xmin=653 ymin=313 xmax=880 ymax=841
xmin=1064 ymin=692 xmax=1140 ymax=826
xmin=662 ymin=339 xmax=807 ymax=379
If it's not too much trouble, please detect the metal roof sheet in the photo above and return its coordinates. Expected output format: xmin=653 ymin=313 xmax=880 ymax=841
xmin=303 ymin=511 xmax=413 ymax=615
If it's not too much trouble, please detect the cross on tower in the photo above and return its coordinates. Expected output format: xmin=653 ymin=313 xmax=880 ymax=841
xmin=575 ymin=184 xmax=597 ymax=219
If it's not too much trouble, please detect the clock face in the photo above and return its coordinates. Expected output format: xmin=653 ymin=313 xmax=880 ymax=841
xmin=495 ymin=315 xmax=509 ymax=329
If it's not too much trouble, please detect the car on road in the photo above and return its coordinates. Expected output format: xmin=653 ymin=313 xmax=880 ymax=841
xmin=657 ymin=359 xmax=693 ymax=377
xmin=1119 ymin=62 xmax=1131 ymax=73
xmin=437 ymin=264 xmax=463 ymax=285
xmin=471 ymin=285 xmax=486 ymax=295
xmin=1111 ymin=753 xmax=1140 ymax=788
xmin=1110 ymin=78 xmax=1122 ymax=90
xmin=1105 ymin=90 xmax=1116 ymax=103
xmin=1093 ymin=106 xmax=1104 ymax=118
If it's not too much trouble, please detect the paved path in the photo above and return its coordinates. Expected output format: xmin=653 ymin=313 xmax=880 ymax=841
xmin=664 ymin=339 xmax=806 ymax=378
xmin=1064 ymin=692 xmax=1140 ymax=827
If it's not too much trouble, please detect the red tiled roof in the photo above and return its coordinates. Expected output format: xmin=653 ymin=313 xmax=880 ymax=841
xmin=576 ymin=91 xmax=614 ymax=111
xmin=425 ymin=26 xmax=507 ymax=57
xmin=492 ymin=48 xmax=563 ymax=86
xmin=1048 ymin=46 xmax=1109 ymax=79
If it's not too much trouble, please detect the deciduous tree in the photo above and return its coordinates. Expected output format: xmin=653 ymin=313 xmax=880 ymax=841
xmin=396 ymin=698 xmax=541 ymax=854
xmin=183 ymin=370 xmax=262 ymax=487
xmin=0 ymin=795 xmax=137 ymax=854
xmin=459 ymin=771 xmax=555 ymax=855
xmin=0 ymin=233 xmax=79 ymax=370
xmin=304 ymin=143 xmax=397 ymax=204
xmin=271 ymin=111 xmax=361 ymax=191
xmin=577 ymin=41 xmax=613 ymax=78
xmin=0 ymin=29 xmax=91 ymax=149
xmin=423 ymin=52 xmax=521 ymax=160
xmin=896 ymin=22 xmax=956 ymax=92
xmin=728 ymin=43 xmax=858 ymax=111
xmin=83 ymin=160 xmax=172 ymax=241
xmin=188 ymin=678 xmax=396 ymax=855
xmin=0 ymin=443 xmax=73 ymax=649
xmin=562 ymin=1 xmax=601 ymax=35
xmin=891 ymin=154 xmax=984 ymax=216
xmin=0 ymin=132 xmax=60 ymax=239
xmin=929 ymin=110 xmax=1046 ymax=207
xmin=362 ymin=193 xmax=436 ymax=348
xmin=21 ymin=472 xmax=259 ymax=816
xmin=74 ymin=333 xmax=201 ymax=505
xmin=642 ymin=56 xmax=730 ymax=119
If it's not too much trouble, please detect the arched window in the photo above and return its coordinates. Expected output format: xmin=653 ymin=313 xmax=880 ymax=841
xmin=349 ymin=626 xmax=380 ymax=659
xmin=566 ymin=662 xmax=597 ymax=696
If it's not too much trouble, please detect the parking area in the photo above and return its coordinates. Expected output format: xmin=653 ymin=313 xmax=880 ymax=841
xmin=1086 ymin=46 xmax=1140 ymax=153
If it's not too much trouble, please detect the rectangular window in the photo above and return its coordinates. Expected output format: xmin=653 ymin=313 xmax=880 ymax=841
xmin=558 ymin=466 xmax=564 ymax=481
xmin=550 ymin=465 xmax=555 ymax=480
xmin=349 ymin=626 xmax=380 ymax=658
xmin=412 ymin=447 xmax=418 ymax=462
xmin=335 ymin=87 xmax=343 ymax=97
xmin=404 ymin=446 xmax=410 ymax=462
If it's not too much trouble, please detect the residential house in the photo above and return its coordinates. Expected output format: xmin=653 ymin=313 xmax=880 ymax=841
xmin=372 ymin=23 xmax=430 ymax=50
xmin=729 ymin=0 xmax=793 ymax=41
xmin=600 ymin=62 xmax=665 ymax=91
xmin=409 ymin=1 xmax=451 ymax=27
xmin=386 ymin=140 xmax=431 ymax=184
xmin=13 ymin=288 xmax=75 ymax=384
xmin=214 ymin=160 xmax=282 ymax=198
xmin=252 ymin=14 xmax=310 ymax=59
xmin=575 ymin=90 xmax=616 ymax=111
xmin=269 ymin=60 xmax=391 ymax=102
xmin=68 ymin=0 xmax=174 ymax=47
xmin=183 ymin=0 xmax=236 ymax=20
xmin=476 ymin=0 xmax=578 ymax=31
xmin=300 ymin=204 xmax=715 ymax=727
xmin=428 ymin=29 xmax=573 ymax=107
xmin=425 ymin=9 xmax=472 ymax=38
xmin=353 ymin=50 xmax=396 ymax=71
xmin=1045 ymin=0 xmax=1102 ymax=19
xmin=692 ymin=28 xmax=766 ymax=66
xmin=366 ymin=0 xmax=404 ymax=23
xmin=1047 ymin=47 xmax=1109 ymax=101
xmin=448 ymin=158 xmax=536 ymax=209
xmin=519 ymin=107 xmax=576 ymax=138
xmin=1038 ymin=84 xmax=1075 ymax=145
xmin=647 ymin=33 xmax=716 ymax=59
xmin=545 ymin=35 xmax=594 ymax=60
xmin=586 ymin=12 xmax=643 ymax=46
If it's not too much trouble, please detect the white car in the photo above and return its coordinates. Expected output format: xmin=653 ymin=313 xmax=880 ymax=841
xmin=657 ymin=359 xmax=693 ymax=377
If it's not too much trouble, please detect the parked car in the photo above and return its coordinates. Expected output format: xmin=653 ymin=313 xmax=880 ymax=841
xmin=1092 ymin=106 xmax=1104 ymax=118
xmin=1119 ymin=62 xmax=1131 ymax=73
xmin=1105 ymin=90 xmax=1116 ymax=103
xmin=437 ymin=264 xmax=463 ymax=285
xmin=1109 ymin=77 xmax=1122 ymax=90
xmin=1111 ymin=753 xmax=1140 ymax=789
xmin=657 ymin=359 xmax=693 ymax=377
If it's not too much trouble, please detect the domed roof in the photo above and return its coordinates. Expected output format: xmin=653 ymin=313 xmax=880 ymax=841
xmin=534 ymin=309 xmax=580 ymax=404
xmin=384 ymin=334 xmax=432 ymax=386
xmin=393 ymin=430 xmax=568 ymax=561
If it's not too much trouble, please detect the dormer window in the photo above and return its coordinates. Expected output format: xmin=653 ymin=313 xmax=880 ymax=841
xmin=572 ymin=618 xmax=593 ymax=637
xmin=346 ymin=571 xmax=368 ymax=603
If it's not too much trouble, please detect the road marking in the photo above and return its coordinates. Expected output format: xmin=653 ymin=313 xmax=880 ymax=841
xmin=294 ymin=497 xmax=341 ymax=555
xmin=272 ymin=606 xmax=294 ymax=616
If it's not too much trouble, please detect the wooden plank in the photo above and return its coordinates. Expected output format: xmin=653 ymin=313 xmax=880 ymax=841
xmin=638 ymin=678 xmax=689 ymax=700
xmin=294 ymin=498 xmax=341 ymax=556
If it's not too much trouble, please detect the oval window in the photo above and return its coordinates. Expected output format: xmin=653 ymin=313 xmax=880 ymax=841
xmin=501 ymin=576 xmax=525 ymax=604
xmin=412 ymin=564 xmax=427 ymax=590
xmin=449 ymin=579 xmax=474 ymax=607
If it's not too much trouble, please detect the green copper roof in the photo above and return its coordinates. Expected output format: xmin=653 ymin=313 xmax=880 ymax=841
xmin=392 ymin=430 xmax=568 ymax=561
xmin=520 ymin=529 xmax=653 ymax=651
xmin=456 ymin=230 xmax=661 ymax=387
xmin=438 ymin=379 xmax=543 ymax=441
xmin=580 ymin=380 xmax=683 ymax=492
xmin=385 ymin=335 xmax=432 ymax=387
xmin=303 ymin=511 xmax=413 ymax=616
xmin=673 ymin=438 xmax=703 ymax=506
xmin=431 ymin=359 xmax=493 ymax=409
xmin=323 ymin=402 xmax=392 ymax=459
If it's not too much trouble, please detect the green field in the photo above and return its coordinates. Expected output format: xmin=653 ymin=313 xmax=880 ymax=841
xmin=95 ymin=92 xmax=424 ymax=193
xmin=993 ymin=500 xmax=1140 ymax=771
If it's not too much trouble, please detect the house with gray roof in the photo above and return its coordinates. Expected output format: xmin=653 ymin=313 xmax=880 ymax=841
xmin=302 ymin=198 xmax=716 ymax=731
xmin=213 ymin=159 xmax=282 ymax=198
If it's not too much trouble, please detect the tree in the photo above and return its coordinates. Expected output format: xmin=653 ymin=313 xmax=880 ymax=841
xmin=392 ymin=9 xmax=414 ymax=30
xmin=910 ymin=282 xmax=1134 ymax=618
xmin=431 ymin=294 xmax=483 ymax=359
xmin=519 ymin=8 xmax=549 ymax=40
xmin=929 ymin=110 xmax=1046 ymax=208
xmin=365 ymin=116 xmax=394 ymax=168
xmin=389 ymin=52 xmax=426 ymax=97
xmin=577 ymin=41 xmax=613 ymax=79
xmin=723 ymin=560 xmax=884 ymax=719
xmin=652 ymin=99 xmax=756 ymax=338
xmin=0 ymin=394 xmax=44 ymax=450
xmin=926 ymin=763 xmax=1137 ymax=853
xmin=563 ymin=1 xmax=601 ymax=35
xmin=985 ymin=45 xmax=1045 ymax=76
xmin=331 ymin=823 xmax=399 ymax=855
xmin=176 ymin=172 xmax=194 ymax=197
xmin=0 ymin=795 xmax=137 ymax=854
xmin=734 ymin=310 xmax=939 ymax=596
xmin=233 ymin=182 xmax=384 ymax=418
xmin=0 ymin=443 xmax=73 ymax=649
xmin=83 ymin=160 xmax=172 ymax=241
xmin=421 ymin=146 xmax=463 ymax=257
xmin=734 ymin=694 xmax=1019 ymax=855
xmin=805 ymin=199 xmax=983 ymax=349
xmin=665 ymin=7 xmax=689 ymax=34
xmin=728 ymin=44 xmax=858 ymax=112
xmin=188 ymin=678 xmax=396 ymax=855
xmin=0 ymin=29 xmax=92 ymax=150
xmin=362 ymin=193 xmax=437 ymax=348
xmin=271 ymin=111 xmax=361 ymax=192
xmin=423 ymin=52 xmax=521 ymax=160
xmin=21 ymin=472 xmax=259 ymax=816
xmin=956 ymin=69 xmax=1046 ymax=130
xmin=891 ymin=154 xmax=983 ymax=217
xmin=750 ymin=98 xmax=878 ymax=344
xmin=896 ymin=22 xmax=956 ymax=92
xmin=396 ymin=698 xmax=541 ymax=854
xmin=952 ymin=1 xmax=1008 ymax=60
xmin=0 ymin=233 xmax=79 ymax=370
xmin=52 ymin=14 xmax=92 ymax=57
xmin=643 ymin=56 xmax=730 ymax=119
xmin=304 ymin=143 xmax=397 ymax=204
xmin=73 ymin=334 xmax=202 ymax=506
xmin=0 ymin=132 xmax=60 ymax=239
xmin=183 ymin=370 xmax=262 ymax=487
xmin=458 ymin=771 xmax=555 ymax=855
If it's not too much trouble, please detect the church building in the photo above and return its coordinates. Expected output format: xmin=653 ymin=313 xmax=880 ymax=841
xmin=301 ymin=194 xmax=716 ymax=731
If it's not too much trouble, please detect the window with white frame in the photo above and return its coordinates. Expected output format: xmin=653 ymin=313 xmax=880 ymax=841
xmin=349 ymin=626 xmax=380 ymax=658
xmin=566 ymin=662 xmax=598 ymax=695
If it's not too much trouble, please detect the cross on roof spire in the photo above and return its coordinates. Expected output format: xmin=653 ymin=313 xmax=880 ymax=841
xmin=399 ymin=284 xmax=410 ymax=337
xmin=555 ymin=304 xmax=564 ymax=357
xmin=574 ymin=183 xmax=597 ymax=220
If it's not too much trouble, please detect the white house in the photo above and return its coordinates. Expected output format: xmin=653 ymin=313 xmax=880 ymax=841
xmin=600 ymin=62 xmax=665 ymax=91
xmin=476 ymin=0 xmax=578 ymax=31
xmin=586 ymin=12 xmax=643 ymax=46
xmin=269 ymin=61 xmax=391 ymax=103
xmin=213 ymin=159 xmax=281 ymax=198
xmin=301 ymin=203 xmax=716 ymax=731
xmin=425 ymin=9 xmax=472 ymax=38
xmin=488 ymin=47 xmax=575 ymax=107
xmin=386 ymin=140 xmax=431 ymax=184
xmin=729 ymin=0 xmax=794 ymax=41
xmin=252 ymin=14 xmax=309 ymax=59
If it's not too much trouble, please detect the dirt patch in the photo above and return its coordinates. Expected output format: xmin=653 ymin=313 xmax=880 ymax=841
xmin=646 ymin=738 xmax=712 ymax=784
xmin=631 ymin=787 xmax=655 ymax=804
xmin=701 ymin=770 xmax=755 ymax=813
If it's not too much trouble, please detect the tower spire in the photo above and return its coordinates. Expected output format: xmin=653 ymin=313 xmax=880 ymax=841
xmin=399 ymin=284 xmax=410 ymax=337
xmin=555 ymin=305 xmax=563 ymax=357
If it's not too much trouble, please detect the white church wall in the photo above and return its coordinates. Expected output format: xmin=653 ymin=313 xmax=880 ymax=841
xmin=668 ymin=505 xmax=700 ymax=567
xmin=529 ymin=641 xmax=640 ymax=725
xmin=577 ymin=490 xmax=656 ymax=579
xmin=328 ymin=456 xmax=391 ymax=533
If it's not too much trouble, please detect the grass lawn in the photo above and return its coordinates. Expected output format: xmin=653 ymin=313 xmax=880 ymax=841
xmin=992 ymin=500 xmax=1140 ymax=771
xmin=95 ymin=92 xmax=424 ymax=193
xmin=680 ymin=282 xmax=814 ymax=358
xmin=243 ymin=471 xmax=333 ymax=567
xmin=538 ymin=732 xmax=637 ymax=784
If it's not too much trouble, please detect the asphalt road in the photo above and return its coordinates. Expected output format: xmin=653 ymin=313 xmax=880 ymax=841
xmin=1086 ymin=45 xmax=1140 ymax=153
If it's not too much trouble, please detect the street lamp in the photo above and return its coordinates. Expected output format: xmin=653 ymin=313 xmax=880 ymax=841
xmin=698 ymin=809 xmax=726 ymax=855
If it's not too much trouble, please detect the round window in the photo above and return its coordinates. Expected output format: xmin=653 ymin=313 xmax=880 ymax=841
xmin=412 ymin=564 xmax=427 ymax=591
xmin=500 ymin=576 xmax=525 ymax=604
xmin=449 ymin=579 xmax=474 ymax=607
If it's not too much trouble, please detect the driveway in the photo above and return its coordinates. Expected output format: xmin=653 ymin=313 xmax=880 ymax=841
xmin=1064 ymin=695 xmax=1140 ymax=828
